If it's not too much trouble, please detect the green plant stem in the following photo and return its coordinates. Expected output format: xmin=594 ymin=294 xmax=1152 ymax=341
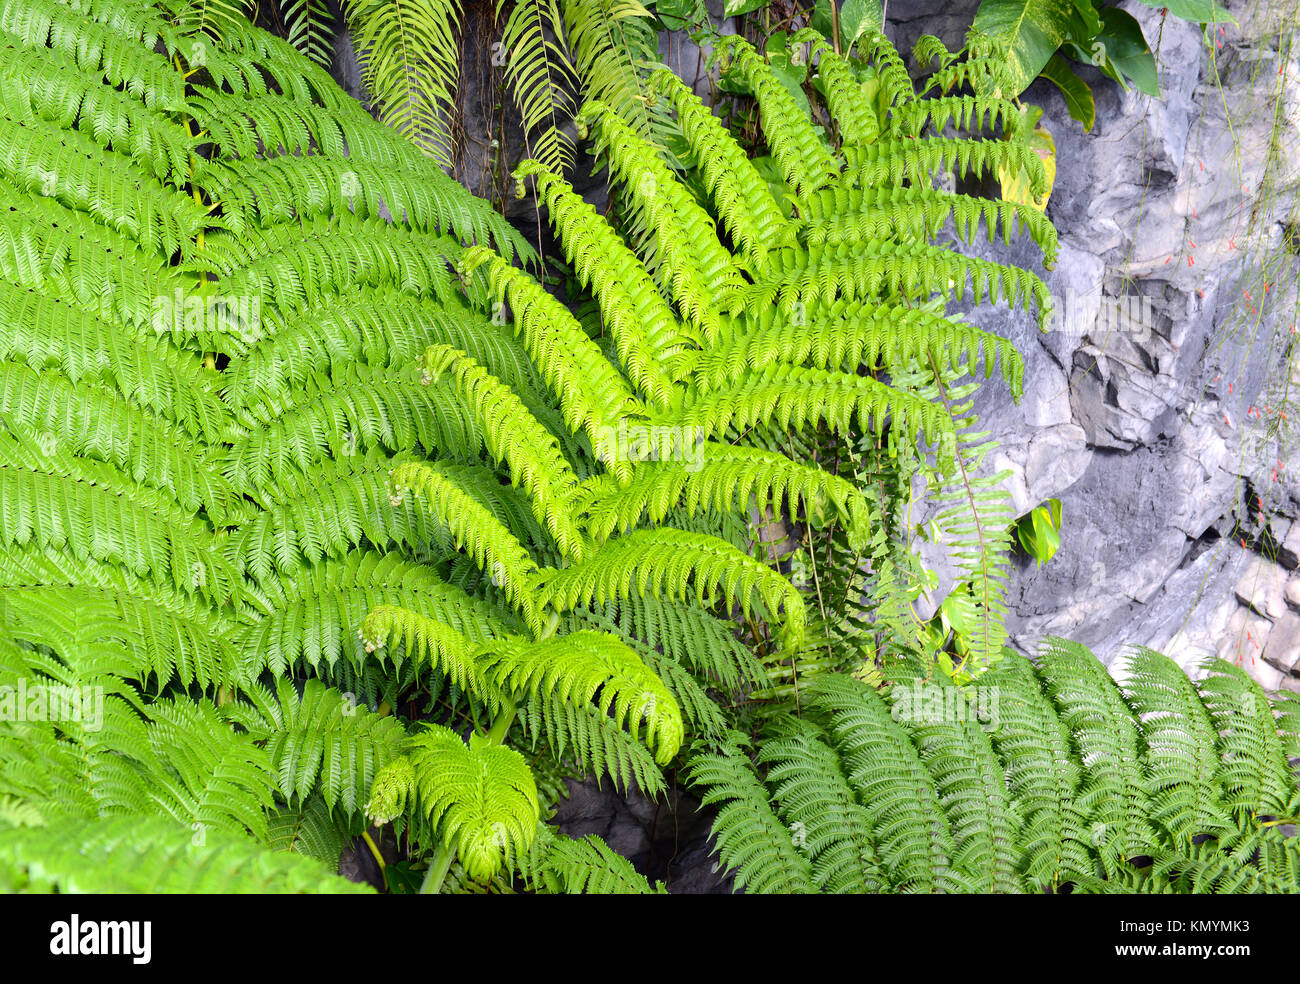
xmin=361 ymin=829 xmax=387 ymax=880
xmin=420 ymin=839 xmax=456 ymax=895
xmin=485 ymin=699 xmax=518 ymax=744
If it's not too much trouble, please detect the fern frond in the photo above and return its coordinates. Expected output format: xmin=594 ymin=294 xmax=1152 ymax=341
xmin=514 ymin=160 xmax=690 ymax=407
xmin=515 ymin=685 xmax=666 ymax=794
xmin=1120 ymin=648 xmax=1232 ymax=845
xmin=578 ymin=98 xmax=745 ymax=338
xmin=0 ymin=815 xmax=369 ymax=892
xmin=0 ymin=0 xmax=185 ymax=109
xmin=645 ymin=66 xmax=789 ymax=267
xmin=227 ymin=677 xmax=406 ymax=817
xmin=586 ymin=593 xmax=766 ymax=692
xmin=481 ymin=630 xmax=683 ymax=764
xmin=791 ymin=31 xmax=879 ymax=145
xmin=0 ymin=280 xmax=232 ymax=442
xmin=532 ymin=528 xmax=806 ymax=651
xmin=796 ymin=185 xmax=1058 ymax=269
xmin=0 ymin=362 xmax=242 ymax=523
xmin=1 ymin=575 xmax=245 ymax=689
xmin=577 ymin=443 xmax=870 ymax=554
xmin=689 ymin=300 xmax=1023 ymax=400
xmin=221 ymin=290 xmax=542 ymax=420
xmin=422 ymin=344 xmax=586 ymax=560
xmin=679 ymin=363 xmax=950 ymax=447
xmin=808 ymin=673 xmax=966 ymax=893
xmin=685 ymin=734 xmax=816 ymax=894
xmin=0 ymin=112 xmax=205 ymax=258
xmin=357 ymin=604 xmax=495 ymax=697
xmin=712 ymin=35 xmax=839 ymax=197
xmin=522 ymin=822 xmax=666 ymax=893
xmin=400 ymin=723 xmax=541 ymax=883
xmin=0 ymin=39 xmax=192 ymax=181
xmin=221 ymin=450 xmax=452 ymax=583
xmin=1196 ymin=658 xmax=1296 ymax=816
xmin=886 ymin=663 xmax=1025 ymax=892
xmin=761 ymin=239 xmax=1051 ymax=328
xmin=0 ymin=446 xmax=243 ymax=607
xmin=461 ymin=245 xmax=644 ymax=473
xmin=498 ymin=0 xmax=576 ymax=175
xmin=238 ymin=551 xmax=511 ymax=674
xmin=844 ymin=137 xmax=1047 ymax=204
xmin=267 ymin=793 xmax=349 ymax=865
xmin=1037 ymin=637 xmax=1156 ymax=865
xmin=341 ymin=0 xmax=462 ymax=166
xmin=982 ymin=652 xmax=1093 ymax=887
xmin=137 ymin=696 xmax=276 ymax=840
xmin=387 ymin=461 xmax=547 ymax=633
xmin=758 ymin=717 xmax=886 ymax=892
xmin=563 ymin=0 xmax=673 ymax=160
xmin=221 ymin=364 xmax=482 ymax=491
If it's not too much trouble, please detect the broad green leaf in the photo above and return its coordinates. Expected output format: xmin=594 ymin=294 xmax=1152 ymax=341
xmin=1040 ymin=54 xmax=1095 ymax=131
xmin=1135 ymin=0 xmax=1234 ymax=24
xmin=1031 ymin=510 xmax=1060 ymax=563
xmin=1016 ymin=498 xmax=1062 ymax=565
xmin=382 ymin=859 xmax=425 ymax=894
xmin=724 ymin=0 xmax=769 ymax=14
xmin=763 ymin=35 xmax=814 ymax=131
xmin=1094 ymin=7 xmax=1160 ymax=96
xmin=1069 ymin=0 xmax=1102 ymax=38
xmin=972 ymin=0 xmax=1082 ymax=93
xmin=812 ymin=0 xmax=885 ymax=50
xmin=941 ymin=590 xmax=978 ymax=638
xmin=652 ymin=0 xmax=703 ymax=28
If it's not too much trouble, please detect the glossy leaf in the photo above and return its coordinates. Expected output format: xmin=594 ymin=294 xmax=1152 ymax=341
xmin=1135 ymin=0 xmax=1234 ymax=24
xmin=1040 ymin=54 xmax=1095 ymax=131
xmin=972 ymin=0 xmax=1087 ymax=92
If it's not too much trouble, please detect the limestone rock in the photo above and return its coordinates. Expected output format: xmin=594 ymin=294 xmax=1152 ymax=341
xmin=1235 ymin=556 xmax=1289 ymax=619
xmin=1262 ymin=614 xmax=1300 ymax=673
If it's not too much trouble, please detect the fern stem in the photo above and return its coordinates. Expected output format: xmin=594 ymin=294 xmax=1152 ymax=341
xmin=485 ymin=698 xmax=518 ymax=744
xmin=361 ymin=830 xmax=387 ymax=879
xmin=420 ymin=839 xmax=456 ymax=894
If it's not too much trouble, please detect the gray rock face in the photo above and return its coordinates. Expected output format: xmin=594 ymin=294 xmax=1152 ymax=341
xmin=891 ymin=0 xmax=1300 ymax=692
xmin=551 ymin=779 xmax=735 ymax=893
xmin=1007 ymin=0 xmax=1299 ymax=690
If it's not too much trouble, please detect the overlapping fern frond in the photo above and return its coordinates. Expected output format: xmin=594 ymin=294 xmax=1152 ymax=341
xmin=469 ymin=29 xmax=1054 ymax=695
xmin=0 ymin=0 xmax=768 ymax=893
xmin=689 ymin=641 xmax=1300 ymax=894
xmin=223 ymin=0 xmax=669 ymax=177
xmin=0 ymin=0 xmax=1114 ymax=899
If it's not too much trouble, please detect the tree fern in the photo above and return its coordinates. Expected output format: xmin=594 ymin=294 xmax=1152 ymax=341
xmin=0 ymin=0 xmax=771 ymax=892
xmin=3 ymin=0 xmax=1199 ymax=903
xmin=484 ymin=34 xmax=1054 ymax=690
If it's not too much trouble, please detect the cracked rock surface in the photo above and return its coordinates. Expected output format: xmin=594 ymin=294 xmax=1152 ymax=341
xmin=895 ymin=0 xmax=1300 ymax=689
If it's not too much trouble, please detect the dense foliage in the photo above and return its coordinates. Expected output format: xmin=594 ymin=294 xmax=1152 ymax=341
xmin=691 ymin=642 xmax=1300 ymax=894
xmin=0 ymin=0 xmax=1295 ymax=895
